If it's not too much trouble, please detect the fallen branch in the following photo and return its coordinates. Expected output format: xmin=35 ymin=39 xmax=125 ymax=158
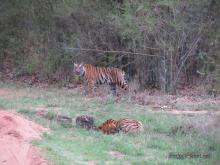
xmin=63 ymin=47 xmax=163 ymax=57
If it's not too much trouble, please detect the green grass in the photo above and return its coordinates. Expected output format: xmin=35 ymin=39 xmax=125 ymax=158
xmin=0 ymin=82 xmax=219 ymax=165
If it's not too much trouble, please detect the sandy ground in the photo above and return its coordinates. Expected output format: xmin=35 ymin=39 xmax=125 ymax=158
xmin=0 ymin=110 xmax=48 ymax=165
xmin=0 ymin=88 xmax=17 ymax=98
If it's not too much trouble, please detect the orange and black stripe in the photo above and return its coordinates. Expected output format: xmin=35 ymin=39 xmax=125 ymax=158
xmin=96 ymin=119 xmax=119 ymax=134
xmin=116 ymin=118 xmax=144 ymax=133
xmin=74 ymin=63 xmax=128 ymax=95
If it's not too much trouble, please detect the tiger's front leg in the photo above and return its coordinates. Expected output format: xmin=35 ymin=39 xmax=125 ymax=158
xmin=87 ymin=80 xmax=95 ymax=97
xmin=82 ymin=81 xmax=88 ymax=96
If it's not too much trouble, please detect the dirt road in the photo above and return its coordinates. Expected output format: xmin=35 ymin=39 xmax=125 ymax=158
xmin=0 ymin=110 xmax=48 ymax=165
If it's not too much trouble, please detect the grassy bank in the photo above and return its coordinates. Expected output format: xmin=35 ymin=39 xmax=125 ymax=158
xmin=0 ymin=82 xmax=219 ymax=165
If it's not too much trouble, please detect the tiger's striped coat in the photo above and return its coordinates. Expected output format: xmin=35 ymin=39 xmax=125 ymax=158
xmin=97 ymin=118 xmax=144 ymax=134
xmin=116 ymin=118 xmax=144 ymax=133
xmin=74 ymin=63 xmax=128 ymax=95
xmin=96 ymin=119 xmax=119 ymax=134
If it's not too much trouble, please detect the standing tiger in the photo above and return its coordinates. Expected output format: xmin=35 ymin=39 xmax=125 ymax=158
xmin=74 ymin=63 xmax=128 ymax=96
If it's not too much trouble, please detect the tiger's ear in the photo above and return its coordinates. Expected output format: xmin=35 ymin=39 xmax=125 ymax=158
xmin=80 ymin=62 xmax=84 ymax=67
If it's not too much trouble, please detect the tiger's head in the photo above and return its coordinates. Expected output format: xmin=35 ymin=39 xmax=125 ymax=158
xmin=74 ymin=63 xmax=85 ymax=77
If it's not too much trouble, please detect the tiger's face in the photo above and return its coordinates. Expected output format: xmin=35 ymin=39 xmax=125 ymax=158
xmin=74 ymin=63 xmax=85 ymax=76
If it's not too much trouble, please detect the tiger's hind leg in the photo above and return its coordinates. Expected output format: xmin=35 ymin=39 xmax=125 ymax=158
xmin=93 ymin=83 xmax=99 ymax=94
xmin=110 ymin=83 xmax=116 ymax=96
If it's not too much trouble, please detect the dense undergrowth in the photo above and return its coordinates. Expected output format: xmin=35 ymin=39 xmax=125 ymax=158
xmin=0 ymin=0 xmax=220 ymax=93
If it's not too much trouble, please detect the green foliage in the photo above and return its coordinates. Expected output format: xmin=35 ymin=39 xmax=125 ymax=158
xmin=18 ymin=108 xmax=35 ymax=115
xmin=45 ymin=111 xmax=57 ymax=120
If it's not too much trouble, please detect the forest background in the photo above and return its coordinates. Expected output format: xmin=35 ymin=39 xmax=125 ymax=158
xmin=0 ymin=0 xmax=219 ymax=94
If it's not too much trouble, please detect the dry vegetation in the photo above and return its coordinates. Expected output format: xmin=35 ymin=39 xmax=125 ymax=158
xmin=0 ymin=0 xmax=220 ymax=94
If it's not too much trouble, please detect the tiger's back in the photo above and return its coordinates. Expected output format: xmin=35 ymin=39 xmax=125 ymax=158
xmin=116 ymin=118 xmax=144 ymax=133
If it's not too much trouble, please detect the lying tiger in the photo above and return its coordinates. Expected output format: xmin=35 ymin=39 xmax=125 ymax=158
xmin=97 ymin=118 xmax=144 ymax=134
xmin=74 ymin=63 xmax=128 ymax=96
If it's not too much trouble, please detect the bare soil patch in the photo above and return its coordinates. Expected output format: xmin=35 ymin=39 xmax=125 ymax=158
xmin=70 ymin=84 xmax=220 ymax=113
xmin=152 ymin=109 xmax=220 ymax=115
xmin=0 ymin=89 xmax=19 ymax=99
xmin=131 ymin=88 xmax=220 ymax=113
xmin=0 ymin=110 xmax=48 ymax=165
xmin=109 ymin=151 xmax=126 ymax=158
